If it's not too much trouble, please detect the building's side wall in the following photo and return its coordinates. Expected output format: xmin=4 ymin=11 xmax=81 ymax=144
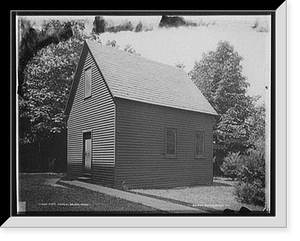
xmin=115 ymin=98 xmax=214 ymax=189
xmin=67 ymin=49 xmax=115 ymax=186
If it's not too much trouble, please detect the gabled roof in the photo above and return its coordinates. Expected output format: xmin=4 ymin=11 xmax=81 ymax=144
xmin=66 ymin=39 xmax=217 ymax=116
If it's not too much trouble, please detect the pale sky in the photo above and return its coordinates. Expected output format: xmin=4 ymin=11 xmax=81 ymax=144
xmin=21 ymin=15 xmax=271 ymax=104
xmin=98 ymin=16 xmax=271 ymax=104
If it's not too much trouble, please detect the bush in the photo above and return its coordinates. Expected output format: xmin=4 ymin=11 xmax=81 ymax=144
xmin=234 ymin=148 xmax=265 ymax=206
xmin=220 ymin=152 xmax=241 ymax=180
xmin=234 ymin=180 xmax=265 ymax=206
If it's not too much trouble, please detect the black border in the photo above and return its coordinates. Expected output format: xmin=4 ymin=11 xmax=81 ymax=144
xmin=8 ymin=10 xmax=277 ymax=223
xmin=10 ymin=11 xmax=18 ymax=222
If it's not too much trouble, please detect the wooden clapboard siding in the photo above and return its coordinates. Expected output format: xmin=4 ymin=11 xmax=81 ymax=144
xmin=67 ymin=47 xmax=115 ymax=186
xmin=115 ymin=98 xmax=214 ymax=189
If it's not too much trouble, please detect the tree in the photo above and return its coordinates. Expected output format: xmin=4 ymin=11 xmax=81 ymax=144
xmin=189 ymin=41 xmax=255 ymax=115
xmin=18 ymin=19 xmax=76 ymax=96
xmin=90 ymin=16 xmax=105 ymax=43
xmin=19 ymin=19 xmax=86 ymax=144
xmin=135 ymin=21 xmax=143 ymax=32
xmin=189 ymin=41 xmax=258 ymax=153
xmin=189 ymin=41 xmax=267 ymax=206
xmin=19 ymin=37 xmax=83 ymax=144
xmin=18 ymin=20 xmax=86 ymax=172
xmin=92 ymin=16 xmax=106 ymax=34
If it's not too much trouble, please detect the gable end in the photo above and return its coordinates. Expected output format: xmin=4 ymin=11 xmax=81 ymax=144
xmin=65 ymin=41 xmax=115 ymax=118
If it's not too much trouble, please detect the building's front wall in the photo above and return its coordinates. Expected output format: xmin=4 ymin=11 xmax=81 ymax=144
xmin=67 ymin=49 xmax=115 ymax=186
xmin=115 ymin=98 xmax=214 ymax=189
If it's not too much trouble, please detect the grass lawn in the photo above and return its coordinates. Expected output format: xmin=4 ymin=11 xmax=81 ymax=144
xmin=132 ymin=177 xmax=265 ymax=213
xmin=19 ymin=173 xmax=161 ymax=214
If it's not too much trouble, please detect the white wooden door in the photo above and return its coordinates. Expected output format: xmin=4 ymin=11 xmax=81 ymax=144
xmin=84 ymin=134 xmax=92 ymax=173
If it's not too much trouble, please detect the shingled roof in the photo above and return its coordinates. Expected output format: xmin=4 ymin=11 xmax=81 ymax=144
xmin=66 ymin=39 xmax=217 ymax=116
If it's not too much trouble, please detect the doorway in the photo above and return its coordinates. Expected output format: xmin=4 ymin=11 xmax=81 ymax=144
xmin=83 ymin=132 xmax=92 ymax=175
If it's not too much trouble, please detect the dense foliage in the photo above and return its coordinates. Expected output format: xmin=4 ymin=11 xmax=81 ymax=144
xmin=234 ymin=144 xmax=266 ymax=206
xmin=18 ymin=19 xmax=75 ymax=96
xmin=220 ymin=152 xmax=241 ymax=180
xmin=190 ymin=41 xmax=266 ymax=207
xmin=189 ymin=41 xmax=258 ymax=153
xmin=19 ymin=20 xmax=86 ymax=144
xmin=18 ymin=19 xmax=86 ymax=172
xmin=19 ymin=37 xmax=83 ymax=143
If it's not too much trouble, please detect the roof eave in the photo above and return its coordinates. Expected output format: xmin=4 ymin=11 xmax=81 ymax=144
xmin=85 ymin=40 xmax=115 ymax=102
xmin=64 ymin=41 xmax=88 ymax=119
xmin=114 ymin=96 xmax=218 ymax=116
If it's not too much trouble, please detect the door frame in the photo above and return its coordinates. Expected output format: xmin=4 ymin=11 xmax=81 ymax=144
xmin=82 ymin=130 xmax=93 ymax=175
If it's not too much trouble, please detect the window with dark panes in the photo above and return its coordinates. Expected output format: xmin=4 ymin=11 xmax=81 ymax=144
xmin=165 ymin=128 xmax=177 ymax=157
xmin=195 ymin=131 xmax=204 ymax=157
xmin=84 ymin=66 xmax=92 ymax=98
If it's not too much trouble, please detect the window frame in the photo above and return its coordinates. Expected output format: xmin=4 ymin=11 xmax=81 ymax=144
xmin=164 ymin=128 xmax=177 ymax=158
xmin=84 ymin=66 xmax=92 ymax=99
xmin=195 ymin=130 xmax=205 ymax=158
